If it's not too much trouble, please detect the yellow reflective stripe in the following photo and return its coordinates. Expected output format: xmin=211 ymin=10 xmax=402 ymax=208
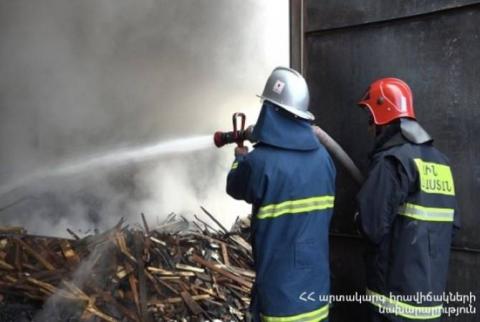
xmin=414 ymin=159 xmax=455 ymax=196
xmin=261 ymin=303 xmax=329 ymax=322
xmin=259 ymin=196 xmax=335 ymax=212
xmin=257 ymin=196 xmax=335 ymax=219
xmin=231 ymin=161 xmax=239 ymax=170
xmin=399 ymin=203 xmax=454 ymax=222
xmin=366 ymin=289 xmax=442 ymax=320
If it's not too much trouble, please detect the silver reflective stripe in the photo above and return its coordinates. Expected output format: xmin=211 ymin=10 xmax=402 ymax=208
xmin=398 ymin=203 xmax=454 ymax=222
xmin=366 ymin=289 xmax=442 ymax=320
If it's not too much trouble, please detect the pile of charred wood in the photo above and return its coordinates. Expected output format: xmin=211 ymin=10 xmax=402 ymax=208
xmin=0 ymin=209 xmax=253 ymax=321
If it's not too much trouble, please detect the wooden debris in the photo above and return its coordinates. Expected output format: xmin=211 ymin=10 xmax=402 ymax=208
xmin=180 ymin=291 xmax=204 ymax=315
xmin=59 ymin=240 xmax=80 ymax=266
xmin=0 ymin=212 xmax=253 ymax=321
xmin=0 ymin=226 xmax=26 ymax=235
xmin=190 ymin=255 xmax=253 ymax=289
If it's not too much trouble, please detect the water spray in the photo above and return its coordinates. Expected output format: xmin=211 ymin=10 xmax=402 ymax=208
xmin=0 ymin=135 xmax=214 ymax=200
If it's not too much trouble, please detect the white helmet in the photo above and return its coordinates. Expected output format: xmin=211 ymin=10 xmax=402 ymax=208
xmin=258 ymin=66 xmax=314 ymax=120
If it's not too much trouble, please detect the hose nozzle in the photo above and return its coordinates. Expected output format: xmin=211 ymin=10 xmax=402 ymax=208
xmin=214 ymin=125 xmax=255 ymax=148
xmin=214 ymin=112 xmax=255 ymax=148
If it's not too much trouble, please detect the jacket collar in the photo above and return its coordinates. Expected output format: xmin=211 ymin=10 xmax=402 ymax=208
xmin=372 ymin=119 xmax=433 ymax=155
xmin=252 ymin=101 xmax=320 ymax=151
xmin=373 ymin=121 xmax=406 ymax=153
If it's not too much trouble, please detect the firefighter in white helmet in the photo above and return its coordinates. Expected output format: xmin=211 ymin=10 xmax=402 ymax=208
xmin=226 ymin=67 xmax=336 ymax=321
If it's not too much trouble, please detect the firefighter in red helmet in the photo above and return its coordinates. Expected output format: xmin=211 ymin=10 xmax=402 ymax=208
xmin=355 ymin=78 xmax=460 ymax=321
xmin=358 ymin=78 xmax=415 ymax=125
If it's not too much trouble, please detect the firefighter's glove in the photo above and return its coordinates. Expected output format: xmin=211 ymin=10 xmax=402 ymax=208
xmin=234 ymin=146 xmax=249 ymax=157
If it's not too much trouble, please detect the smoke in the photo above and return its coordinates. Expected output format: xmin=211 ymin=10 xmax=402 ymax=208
xmin=0 ymin=0 xmax=289 ymax=236
xmin=33 ymin=240 xmax=115 ymax=321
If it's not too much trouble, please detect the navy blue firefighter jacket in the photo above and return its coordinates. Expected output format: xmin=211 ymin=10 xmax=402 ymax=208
xmin=226 ymin=101 xmax=336 ymax=322
xmin=357 ymin=123 xmax=460 ymax=321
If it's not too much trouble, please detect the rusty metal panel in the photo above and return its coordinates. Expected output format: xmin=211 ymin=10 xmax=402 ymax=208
xmin=290 ymin=0 xmax=302 ymax=71
xmin=305 ymin=6 xmax=480 ymax=249
xmin=293 ymin=1 xmax=480 ymax=320
xmin=304 ymin=0 xmax=480 ymax=32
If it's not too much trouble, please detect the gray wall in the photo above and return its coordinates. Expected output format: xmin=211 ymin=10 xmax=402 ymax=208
xmin=291 ymin=1 xmax=480 ymax=321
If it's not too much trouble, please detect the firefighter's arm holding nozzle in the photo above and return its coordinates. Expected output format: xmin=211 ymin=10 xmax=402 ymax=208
xmin=213 ymin=114 xmax=262 ymax=204
xmin=226 ymin=145 xmax=260 ymax=204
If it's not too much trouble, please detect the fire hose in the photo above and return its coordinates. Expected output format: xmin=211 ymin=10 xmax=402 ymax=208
xmin=213 ymin=114 xmax=480 ymax=255
xmin=214 ymin=113 xmax=364 ymax=185
xmin=311 ymin=125 xmax=364 ymax=185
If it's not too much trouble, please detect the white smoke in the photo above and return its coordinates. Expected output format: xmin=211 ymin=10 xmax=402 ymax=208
xmin=0 ymin=0 xmax=289 ymax=236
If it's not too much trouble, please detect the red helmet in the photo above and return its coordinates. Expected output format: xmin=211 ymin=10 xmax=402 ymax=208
xmin=358 ymin=78 xmax=415 ymax=125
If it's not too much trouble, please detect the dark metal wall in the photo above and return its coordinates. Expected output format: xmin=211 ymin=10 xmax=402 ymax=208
xmin=290 ymin=1 xmax=480 ymax=321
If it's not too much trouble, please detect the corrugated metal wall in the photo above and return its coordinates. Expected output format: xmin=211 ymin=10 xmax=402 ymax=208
xmin=290 ymin=1 xmax=480 ymax=320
